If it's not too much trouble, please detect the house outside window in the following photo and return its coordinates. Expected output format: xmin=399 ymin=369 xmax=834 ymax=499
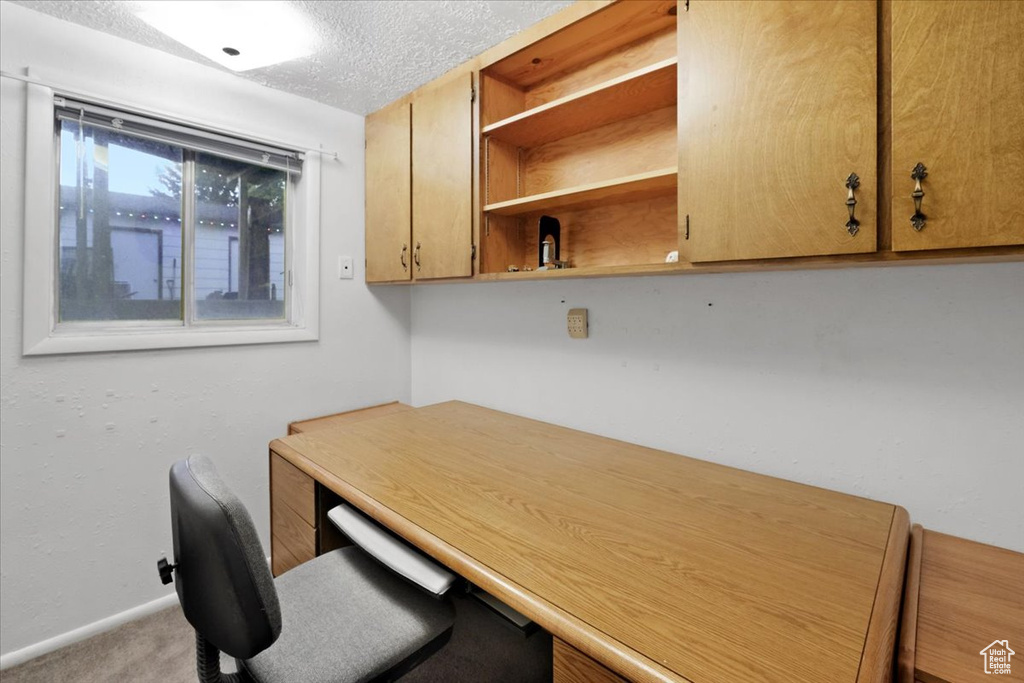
xmin=22 ymin=83 xmax=320 ymax=355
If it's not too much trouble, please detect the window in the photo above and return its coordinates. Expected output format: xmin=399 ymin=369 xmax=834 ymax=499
xmin=22 ymin=83 xmax=320 ymax=354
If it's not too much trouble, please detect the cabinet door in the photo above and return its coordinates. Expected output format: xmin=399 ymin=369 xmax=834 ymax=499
xmin=412 ymin=74 xmax=474 ymax=280
xmin=365 ymin=101 xmax=412 ymax=283
xmin=891 ymin=1 xmax=1024 ymax=251
xmin=679 ymin=1 xmax=877 ymax=262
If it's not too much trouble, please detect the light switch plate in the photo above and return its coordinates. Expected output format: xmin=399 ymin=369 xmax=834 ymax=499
xmin=338 ymin=256 xmax=354 ymax=279
xmin=567 ymin=308 xmax=588 ymax=339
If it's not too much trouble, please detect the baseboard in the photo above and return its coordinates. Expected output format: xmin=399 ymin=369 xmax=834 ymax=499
xmin=0 ymin=592 xmax=179 ymax=670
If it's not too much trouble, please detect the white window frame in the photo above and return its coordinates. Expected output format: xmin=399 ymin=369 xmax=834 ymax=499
xmin=22 ymin=79 xmax=320 ymax=355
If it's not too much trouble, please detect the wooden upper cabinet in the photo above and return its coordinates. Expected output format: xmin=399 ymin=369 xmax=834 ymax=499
xmin=365 ymin=101 xmax=412 ymax=283
xmin=679 ymin=1 xmax=877 ymax=262
xmin=891 ymin=1 xmax=1024 ymax=251
xmin=412 ymin=74 xmax=474 ymax=280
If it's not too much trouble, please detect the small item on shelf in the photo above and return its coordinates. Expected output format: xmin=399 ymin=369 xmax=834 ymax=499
xmin=506 ymin=265 xmax=520 ymax=272
xmin=538 ymin=242 xmax=550 ymax=270
xmin=551 ymin=260 xmax=571 ymax=269
xmin=665 ymin=250 xmax=679 ymax=263
xmin=538 ymin=215 xmax=561 ymax=269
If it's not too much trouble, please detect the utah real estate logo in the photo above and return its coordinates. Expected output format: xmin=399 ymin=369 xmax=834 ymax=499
xmin=980 ymin=640 xmax=1014 ymax=675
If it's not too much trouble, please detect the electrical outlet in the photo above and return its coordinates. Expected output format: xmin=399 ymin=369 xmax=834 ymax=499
xmin=567 ymin=308 xmax=588 ymax=339
xmin=338 ymin=255 xmax=354 ymax=279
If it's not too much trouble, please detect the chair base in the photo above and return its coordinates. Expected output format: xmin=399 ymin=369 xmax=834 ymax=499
xmin=369 ymin=624 xmax=454 ymax=683
xmin=196 ymin=633 xmax=252 ymax=683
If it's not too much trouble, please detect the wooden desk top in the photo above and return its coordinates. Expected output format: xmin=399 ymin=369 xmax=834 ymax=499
xmin=270 ymin=401 xmax=907 ymax=683
xmin=915 ymin=530 xmax=1024 ymax=683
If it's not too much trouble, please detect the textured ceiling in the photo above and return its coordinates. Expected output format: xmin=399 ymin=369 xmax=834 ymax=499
xmin=8 ymin=0 xmax=573 ymax=114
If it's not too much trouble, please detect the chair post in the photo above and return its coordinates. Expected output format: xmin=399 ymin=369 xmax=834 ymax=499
xmin=195 ymin=633 xmax=249 ymax=683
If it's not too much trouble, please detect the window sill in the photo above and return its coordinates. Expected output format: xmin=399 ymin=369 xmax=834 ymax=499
xmin=23 ymin=324 xmax=318 ymax=356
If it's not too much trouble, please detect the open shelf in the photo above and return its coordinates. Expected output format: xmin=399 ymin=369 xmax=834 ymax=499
xmin=482 ymin=57 xmax=678 ymax=148
xmin=484 ymin=0 xmax=677 ymax=88
xmin=477 ymin=262 xmax=686 ymax=282
xmin=484 ymin=167 xmax=677 ymax=216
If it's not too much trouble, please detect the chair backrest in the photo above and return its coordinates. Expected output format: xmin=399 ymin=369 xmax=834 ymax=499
xmin=169 ymin=455 xmax=281 ymax=659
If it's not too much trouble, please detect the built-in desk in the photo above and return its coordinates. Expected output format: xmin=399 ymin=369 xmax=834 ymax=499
xmin=269 ymin=401 xmax=909 ymax=683
xmin=898 ymin=526 xmax=1024 ymax=683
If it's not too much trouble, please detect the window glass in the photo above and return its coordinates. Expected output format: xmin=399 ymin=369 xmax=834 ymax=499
xmin=193 ymin=153 xmax=286 ymax=321
xmin=58 ymin=120 xmax=183 ymax=322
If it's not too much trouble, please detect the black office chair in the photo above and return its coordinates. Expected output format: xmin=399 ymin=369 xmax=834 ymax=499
xmin=158 ymin=455 xmax=455 ymax=683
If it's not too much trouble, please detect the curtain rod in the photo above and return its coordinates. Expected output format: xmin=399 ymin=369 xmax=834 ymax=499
xmin=1 ymin=69 xmax=341 ymax=162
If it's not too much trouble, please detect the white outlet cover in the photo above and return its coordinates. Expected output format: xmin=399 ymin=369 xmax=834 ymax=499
xmin=338 ymin=255 xmax=354 ymax=279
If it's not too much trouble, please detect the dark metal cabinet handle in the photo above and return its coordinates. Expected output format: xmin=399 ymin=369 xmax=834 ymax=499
xmin=911 ymin=162 xmax=928 ymax=231
xmin=400 ymin=244 xmax=408 ymax=270
xmin=845 ymin=173 xmax=861 ymax=236
xmin=413 ymin=242 xmax=421 ymax=271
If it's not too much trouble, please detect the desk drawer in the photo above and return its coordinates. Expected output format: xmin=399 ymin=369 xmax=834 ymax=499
xmin=271 ymin=453 xmax=315 ymax=526
xmin=271 ymin=501 xmax=315 ymax=575
xmin=554 ymin=639 xmax=627 ymax=683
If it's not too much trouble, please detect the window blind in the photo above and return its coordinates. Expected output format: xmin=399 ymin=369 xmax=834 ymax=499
xmin=55 ymin=96 xmax=303 ymax=176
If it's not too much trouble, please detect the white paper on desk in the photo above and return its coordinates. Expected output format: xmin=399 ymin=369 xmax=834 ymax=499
xmin=327 ymin=504 xmax=456 ymax=597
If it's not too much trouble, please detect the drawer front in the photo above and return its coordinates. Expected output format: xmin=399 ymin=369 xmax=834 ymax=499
xmin=554 ymin=639 xmax=627 ymax=683
xmin=271 ymin=501 xmax=315 ymax=575
xmin=271 ymin=534 xmax=303 ymax=576
xmin=271 ymin=452 xmax=315 ymax=526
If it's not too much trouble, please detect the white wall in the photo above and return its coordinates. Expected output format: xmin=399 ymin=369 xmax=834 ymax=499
xmin=411 ymin=264 xmax=1024 ymax=552
xmin=3 ymin=0 xmax=1023 ymax=664
xmin=0 ymin=3 xmax=410 ymax=656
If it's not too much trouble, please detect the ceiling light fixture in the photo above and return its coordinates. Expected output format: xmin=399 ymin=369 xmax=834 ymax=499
xmin=136 ymin=1 xmax=317 ymax=72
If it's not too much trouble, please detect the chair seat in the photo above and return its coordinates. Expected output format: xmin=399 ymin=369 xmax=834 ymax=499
xmin=244 ymin=546 xmax=455 ymax=683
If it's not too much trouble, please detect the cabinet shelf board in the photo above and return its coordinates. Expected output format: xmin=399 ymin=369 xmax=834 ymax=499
xmin=482 ymin=0 xmax=677 ymax=87
xmin=479 ymin=262 xmax=685 ymax=282
xmin=483 ymin=57 xmax=678 ymax=148
xmin=484 ymin=167 xmax=677 ymax=217
xmin=470 ymin=247 xmax=1024 ymax=283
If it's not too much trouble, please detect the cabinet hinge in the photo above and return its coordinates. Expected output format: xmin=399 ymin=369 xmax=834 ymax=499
xmin=685 ymin=0 xmax=690 ymax=11
xmin=471 ymin=244 xmax=477 ymax=260
xmin=471 ymin=87 xmax=477 ymax=103
xmin=685 ymin=214 xmax=690 ymax=240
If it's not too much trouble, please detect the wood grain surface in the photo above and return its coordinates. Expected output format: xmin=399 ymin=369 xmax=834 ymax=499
xmin=484 ymin=136 xmax=520 ymax=206
xmin=486 ymin=0 xmax=675 ymax=88
xmin=680 ymin=0 xmax=877 ymax=261
xmin=516 ymin=194 xmax=678 ymax=270
xmin=270 ymin=502 xmax=315 ymax=575
xmin=554 ymin=638 xmax=627 ymax=683
xmin=269 ymin=452 xmax=317 ymax=577
xmin=365 ymin=101 xmax=412 ymax=283
xmin=412 ymin=74 xmax=474 ymax=280
xmin=485 ymin=58 xmax=677 ymax=149
xmin=270 ymin=452 xmax=315 ymax=525
xmin=271 ymin=401 xmax=899 ymax=683
xmin=480 ymin=213 xmax=525 ymax=274
xmin=521 ymin=105 xmax=677 ymax=196
xmin=857 ymin=505 xmax=910 ymax=683
xmin=481 ymin=73 xmax=526 ymax=128
xmin=461 ymin=245 xmax=1024 ymax=284
xmin=484 ymin=167 xmax=676 ymax=217
xmin=897 ymin=524 xmax=924 ymax=683
xmin=890 ymin=0 xmax=1024 ymax=251
xmin=288 ymin=401 xmax=413 ymax=435
xmin=915 ymin=530 xmax=1024 ymax=683
xmin=526 ymin=27 xmax=677 ymax=109
xmin=270 ymin=534 xmax=303 ymax=577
